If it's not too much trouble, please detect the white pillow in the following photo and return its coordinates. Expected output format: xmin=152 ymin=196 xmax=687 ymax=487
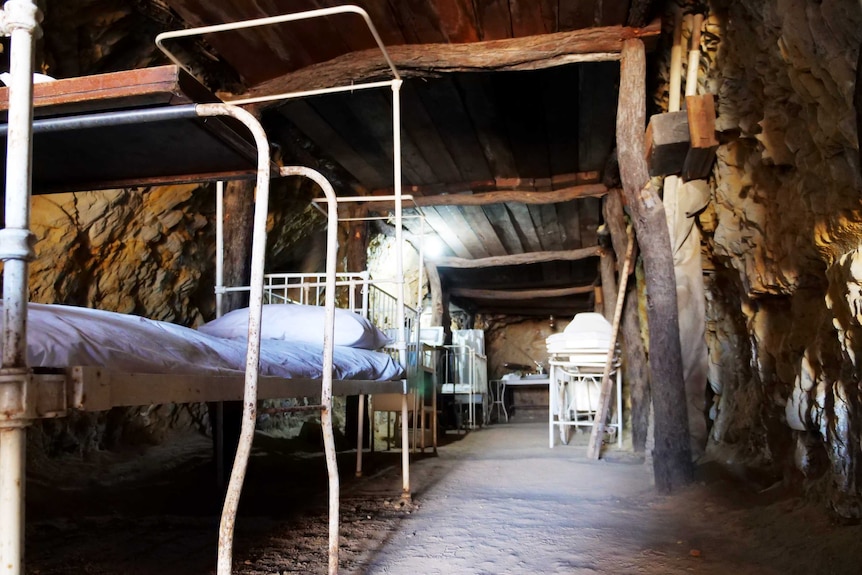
xmin=199 ymin=304 xmax=392 ymax=350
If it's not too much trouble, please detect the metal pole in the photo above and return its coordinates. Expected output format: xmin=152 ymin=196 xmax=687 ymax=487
xmin=280 ymin=166 xmax=340 ymax=575
xmin=216 ymin=181 xmax=225 ymax=318
xmin=193 ymin=104 xmax=270 ymax=575
xmin=214 ymin=180 xmax=225 ymax=490
xmin=0 ymin=2 xmax=41 ymax=574
xmin=392 ymin=79 xmax=411 ymax=500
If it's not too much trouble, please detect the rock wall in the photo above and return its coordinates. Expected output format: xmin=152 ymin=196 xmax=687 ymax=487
xmin=697 ymin=0 xmax=862 ymax=515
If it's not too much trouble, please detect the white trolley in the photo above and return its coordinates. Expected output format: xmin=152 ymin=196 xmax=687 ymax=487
xmin=547 ymin=313 xmax=623 ymax=448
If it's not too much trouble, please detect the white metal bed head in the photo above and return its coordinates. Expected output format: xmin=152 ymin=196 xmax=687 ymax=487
xmin=157 ymin=8 xmax=408 ymax=575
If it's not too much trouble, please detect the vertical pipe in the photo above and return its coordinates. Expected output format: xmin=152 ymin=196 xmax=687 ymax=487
xmin=194 ymin=104 xmax=270 ymax=575
xmin=214 ymin=180 xmax=225 ymax=490
xmin=0 ymin=427 xmax=25 ymax=575
xmin=392 ymin=79 xmax=410 ymax=499
xmin=0 ymin=3 xmax=40 ymax=574
xmin=215 ymin=181 xmax=225 ymax=318
xmin=355 ymin=395 xmax=365 ymax=477
xmin=280 ymin=166 xmax=340 ymax=575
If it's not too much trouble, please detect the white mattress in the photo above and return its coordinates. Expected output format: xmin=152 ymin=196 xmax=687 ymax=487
xmin=546 ymin=312 xmax=613 ymax=355
xmin=16 ymin=303 xmax=404 ymax=381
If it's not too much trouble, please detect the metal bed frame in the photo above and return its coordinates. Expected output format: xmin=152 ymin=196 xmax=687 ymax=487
xmin=0 ymin=4 xmax=411 ymax=575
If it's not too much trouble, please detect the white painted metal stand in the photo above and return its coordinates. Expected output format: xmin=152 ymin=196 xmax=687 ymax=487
xmin=0 ymin=2 xmax=41 ymax=574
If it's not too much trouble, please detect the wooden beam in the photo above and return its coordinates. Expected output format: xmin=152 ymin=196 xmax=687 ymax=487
xmin=372 ymin=170 xmax=600 ymax=196
xmin=468 ymin=301 xmax=594 ymax=316
xmin=450 ymin=284 xmax=595 ymax=299
xmin=238 ymin=20 xmax=663 ymax=103
xmin=436 ymin=246 xmax=601 ymax=268
xmin=365 ymin=183 xmax=608 ymax=210
xmin=616 ymin=39 xmax=691 ymax=489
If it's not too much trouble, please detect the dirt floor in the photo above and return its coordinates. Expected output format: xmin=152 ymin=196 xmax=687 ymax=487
xmin=23 ymin=412 xmax=862 ymax=574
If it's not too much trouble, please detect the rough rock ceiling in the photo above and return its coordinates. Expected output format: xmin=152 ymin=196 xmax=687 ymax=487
xmin=36 ymin=0 xmax=662 ymax=318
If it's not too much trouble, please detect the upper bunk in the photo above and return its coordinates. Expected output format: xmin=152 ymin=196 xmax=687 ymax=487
xmin=0 ymin=65 xmax=277 ymax=194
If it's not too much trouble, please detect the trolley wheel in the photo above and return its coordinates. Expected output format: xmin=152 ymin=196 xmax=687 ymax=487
xmin=557 ymin=382 xmax=572 ymax=445
xmin=559 ymin=422 xmax=572 ymax=445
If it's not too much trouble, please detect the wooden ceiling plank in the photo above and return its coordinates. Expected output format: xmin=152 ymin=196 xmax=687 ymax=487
xmin=600 ymin=0 xmax=632 ymax=26
xmin=493 ymin=71 xmax=550 ymax=179
xmin=413 ymin=76 xmax=494 ymax=182
xmin=558 ymin=0 xmax=599 ymax=29
xmin=308 ymin=94 xmax=395 ymax=188
xmin=459 ymin=205 xmax=508 ymax=256
xmin=472 ymin=0 xmax=512 ymax=40
xmin=277 ymin=100 xmax=388 ymax=189
xmin=433 ymin=0 xmax=481 ymax=42
xmin=401 ymin=81 xmax=464 ymax=184
xmin=482 ymin=204 xmax=525 ymax=254
xmin=578 ymin=61 xmax=620 ymax=172
xmin=387 ymin=0 xmax=447 ymax=44
xmin=505 ymin=202 xmax=543 ymax=252
xmin=305 ymin=90 xmax=437 ymax=186
xmin=422 ymin=206 xmax=474 ymax=258
xmin=579 ymin=196 xmax=602 ymax=247
xmin=526 ymin=201 xmax=564 ymax=285
xmin=509 ymin=0 xmax=554 ymax=36
xmin=528 ymin=204 xmax=564 ymax=251
xmin=314 ymin=0 xmax=408 ymax=48
xmin=436 ymin=246 xmax=600 ymax=268
xmin=434 ymin=205 xmax=493 ymax=258
xmin=241 ymin=20 xmax=663 ymax=100
xmin=555 ymin=200 xmax=583 ymax=250
xmin=401 ymin=210 xmax=449 ymax=257
xmin=542 ymin=66 xmax=580 ymax=176
xmin=341 ymin=90 xmax=421 ymax=183
xmin=455 ymin=73 xmax=519 ymax=178
xmin=167 ymin=0 xmax=343 ymax=84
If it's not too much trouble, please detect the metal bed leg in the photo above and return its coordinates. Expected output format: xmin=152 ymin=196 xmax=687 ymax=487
xmin=356 ymin=394 xmax=365 ymax=477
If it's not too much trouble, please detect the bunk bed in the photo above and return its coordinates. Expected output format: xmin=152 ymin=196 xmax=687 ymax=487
xmin=0 ymin=5 xmax=413 ymax=575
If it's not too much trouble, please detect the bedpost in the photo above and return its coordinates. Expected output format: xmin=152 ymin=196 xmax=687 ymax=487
xmin=0 ymin=2 xmax=41 ymax=574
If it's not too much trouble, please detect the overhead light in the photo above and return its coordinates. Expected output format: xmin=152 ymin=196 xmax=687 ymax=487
xmin=425 ymin=236 xmax=445 ymax=259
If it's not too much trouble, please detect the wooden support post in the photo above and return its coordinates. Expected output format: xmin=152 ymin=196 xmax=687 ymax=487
xmin=616 ymin=39 xmax=692 ymax=489
xmin=603 ymin=191 xmax=649 ymax=452
xmin=600 ymin=251 xmax=617 ymax=323
xmin=587 ymin=227 xmax=633 ymax=459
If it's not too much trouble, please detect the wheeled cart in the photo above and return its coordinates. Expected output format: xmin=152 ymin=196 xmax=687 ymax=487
xmin=546 ymin=313 xmax=623 ymax=448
